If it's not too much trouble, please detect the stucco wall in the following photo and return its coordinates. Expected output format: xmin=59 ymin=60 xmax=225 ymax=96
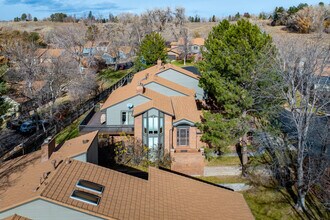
xmin=0 ymin=199 xmax=104 ymax=220
xmin=157 ymin=69 xmax=204 ymax=99
xmin=72 ymin=153 xmax=87 ymax=162
xmin=106 ymin=95 xmax=150 ymax=125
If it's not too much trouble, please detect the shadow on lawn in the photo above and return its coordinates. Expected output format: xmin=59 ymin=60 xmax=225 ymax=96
xmin=246 ymin=167 xmax=328 ymax=220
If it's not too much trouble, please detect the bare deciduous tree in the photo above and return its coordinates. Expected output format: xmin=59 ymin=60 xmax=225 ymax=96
xmin=3 ymin=42 xmax=42 ymax=100
xmin=257 ymin=37 xmax=330 ymax=211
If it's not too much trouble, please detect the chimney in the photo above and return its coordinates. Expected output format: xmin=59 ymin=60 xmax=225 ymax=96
xmin=157 ymin=59 xmax=162 ymax=69
xmin=41 ymin=137 xmax=56 ymax=162
xmin=136 ymin=84 xmax=145 ymax=94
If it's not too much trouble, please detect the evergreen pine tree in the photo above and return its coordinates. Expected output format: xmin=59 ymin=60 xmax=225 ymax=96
xmin=135 ymin=32 xmax=166 ymax=70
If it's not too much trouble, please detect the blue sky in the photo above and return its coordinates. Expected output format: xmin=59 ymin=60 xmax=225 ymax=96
xmin=0 ymin=0 xmax=326 ymax=21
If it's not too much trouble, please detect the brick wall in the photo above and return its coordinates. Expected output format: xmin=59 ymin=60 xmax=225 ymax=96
xmin=134 ymin=114 xmax=142 ymax=141
xmin=164 ymin=114 xmax=172 ymax=153
xmin=171 ymin=152 xmax=205 ymax=176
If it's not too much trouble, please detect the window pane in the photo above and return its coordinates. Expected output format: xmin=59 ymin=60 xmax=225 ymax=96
xmin=177 ymin=128 xmax=189 ymax=146
xmin=153 ymin=117 xmax=158 ymax=134
xmin=143 ymin=117 xmax=147 ymax=134
xmin=122 ymin=112 xmax=127 ymax=125
xmin=148 ymin=117 xmax=154 ymax=133
xmin=159 ymin=119 xmax=163 ymax=134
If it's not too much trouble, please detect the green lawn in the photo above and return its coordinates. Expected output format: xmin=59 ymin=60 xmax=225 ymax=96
xmin=98 ymin=68 xmax=131 ymax=88
xmin=197 ymin=175 xmax=248 ymax=184
xmin=55 ymin=113 xmax=87 ymax=144
xmin=206 ymin=156 xmax=242 ymax=166
xmin=243 ymin=187 xmax=303 ymax=220
xmin=171 ymin=60 xmax=195 ymax=67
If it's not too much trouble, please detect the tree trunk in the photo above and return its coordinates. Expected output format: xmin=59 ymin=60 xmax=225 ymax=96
xmin=242 ymin=134 xmax=248 ymax=165
xmin=296 ymin=141 xmax=306 ymax=210
xmin=296 ymin=190 xmax=306 ymax=211
xmin=241 ymin=110 xmax=248 ymax=176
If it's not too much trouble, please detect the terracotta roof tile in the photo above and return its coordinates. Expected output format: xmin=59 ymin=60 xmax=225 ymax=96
xmin=0 ymin=131 xmax=98 ymax=212
xmin=131 ymin=63 xmax=199 ymax=86
xmin=38 ymin=160 xmax=253 ymax=219
xmin=2 ymin=214 xmax=31 ymax=220
xmin=100 ymin=83 xmax=145 ymax=110
xmin=101 ymin=63 xmax=202 ymax=125
xmin=191 ymin=38 xmax=205 ymax=46
xmin=171 ymin=96 xmax=201 ymax=123
xmin=101 ymin=64 xmax=198 ymax=111
xmin=51 ymin=131 xmax=98 ymax=158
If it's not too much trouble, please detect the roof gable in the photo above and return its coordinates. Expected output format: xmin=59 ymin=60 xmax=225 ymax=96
xmin=156 ymin=66 xmax=199 ymax=80
xmin=0 ymin=131 xmax=99 ymax=213
xmin=38 ymin=160 xmax=253 ymax=220
xmin=171 ymin=96 xmax=201 ymax=123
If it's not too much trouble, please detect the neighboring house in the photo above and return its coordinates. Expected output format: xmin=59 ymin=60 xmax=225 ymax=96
xmin=101 ymin=49 xmax=128 ymax=65
xmin=0 ymin=131 xmax=254 ymax=220
xmin=167 ymin=38 xmax=185 ymax=61
xmin=35 ymin=48 xmax=66 ymax=64
xmin=167 ymin=37 xmax=205 ymax=61
xmin=80 ymin=61 xmax=206 ymax=175
xmin=190 ymin=38 xmax=205 ymax=54
xmin=83 ymin=41 xmax=133 ymax=66
xmin=166 ymin=47 xmax=182 ymax=61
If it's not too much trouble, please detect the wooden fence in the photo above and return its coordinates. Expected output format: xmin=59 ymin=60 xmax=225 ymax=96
xmin=0 ymin=72 xmax=133 ymax=161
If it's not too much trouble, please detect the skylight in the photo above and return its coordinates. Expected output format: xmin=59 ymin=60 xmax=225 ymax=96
xmin=76 ymin=179 xmax=104 ymax=194
xmin=70 ymin=190 xmax=101 ymax=206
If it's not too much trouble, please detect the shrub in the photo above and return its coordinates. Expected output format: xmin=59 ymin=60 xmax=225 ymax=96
xmin=287 ymin=5 xmax=330 ymax=33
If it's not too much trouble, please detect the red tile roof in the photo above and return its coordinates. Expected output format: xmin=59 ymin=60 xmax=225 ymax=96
xmin=101 ymin=63 xmax=201 ymax=124
xmin=40 ymin=160 xmax=254 ymax=220
xmin=171 ymin=96 xmax=202 ymax=123
xmin=191 ymin=38 xmax=205 ymax=46
xmin=0 ymin=132 xmax=98 ymax=212
xmin=2 ymin=214 xmax=31 ymax=220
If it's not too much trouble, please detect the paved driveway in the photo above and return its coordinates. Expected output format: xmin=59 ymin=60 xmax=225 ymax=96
xmin=204 ymin=165 xmax=242 ymax=176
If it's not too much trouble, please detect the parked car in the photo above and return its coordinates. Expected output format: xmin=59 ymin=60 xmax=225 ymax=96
xmin=19 ymin=120 xmax=37 ymax=134
xmin=19 ymin=120 xmax=50 ymax=134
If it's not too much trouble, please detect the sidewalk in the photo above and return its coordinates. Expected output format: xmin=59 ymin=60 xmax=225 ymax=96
xmin=204 ymin=165 xmax=242 ymax=176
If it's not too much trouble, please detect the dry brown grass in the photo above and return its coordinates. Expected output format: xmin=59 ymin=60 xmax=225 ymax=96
xmin=1 ymin=20 xmax=329 ymax=44
xmin=253 ymin=19 xmax=330 ymax=45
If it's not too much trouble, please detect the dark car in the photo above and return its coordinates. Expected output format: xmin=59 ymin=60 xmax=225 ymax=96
xmin=19 ymin=120 xmax=37 ymax=133
xmin=19 ymin=120 xmax=50 ymax=134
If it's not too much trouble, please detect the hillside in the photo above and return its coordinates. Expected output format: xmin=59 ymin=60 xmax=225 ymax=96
xmin=0 ymin=19 xmax=329 ymax=45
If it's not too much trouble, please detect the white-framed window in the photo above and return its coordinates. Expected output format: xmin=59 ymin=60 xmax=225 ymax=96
xmin=177 ymin=127 xmax=189 ymax=146
xmin=121 ymin=111 xmax=134 ymax=125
